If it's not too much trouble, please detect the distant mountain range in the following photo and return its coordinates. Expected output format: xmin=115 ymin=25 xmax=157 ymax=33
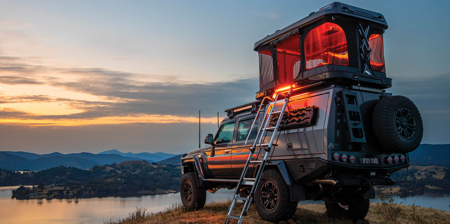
xmin=409 ymin=144 xmax=450 ymax=167
xmin=0 ymin=144 xmax=448 ymax=171
xmin=157 ymin=154 xmax=182 ymax=165
xmin=0 ymin=150 xmax=179 ymax=171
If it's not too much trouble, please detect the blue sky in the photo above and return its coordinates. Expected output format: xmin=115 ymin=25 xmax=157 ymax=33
xmin=0 ymin=0 xmax=449 ymax=153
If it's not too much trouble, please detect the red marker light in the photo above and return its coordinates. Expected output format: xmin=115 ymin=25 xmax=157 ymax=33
xmin=333 ymin=153 xmax=339 ymax=161
xmin=386 ymin=156 xmax=393 ymax=165
xmin=400 ymin=155 xmax=406 ymax=163
xmin=349 ymin=155 xmax=356 ymax=163
xmin=394 ymin=155 xmax=399 ymax=164
xmin=341 ymin=154 xmax=348 ymax=162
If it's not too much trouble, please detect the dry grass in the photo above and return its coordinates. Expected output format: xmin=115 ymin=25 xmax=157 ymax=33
xmin=413 ymin=165 xmax=447 ymax=180
xmin=105 ymin=199 xmax=450 ymax=224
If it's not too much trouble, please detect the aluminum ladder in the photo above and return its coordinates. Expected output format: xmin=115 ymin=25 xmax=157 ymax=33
xmin=224 ymin=88 xmax=292 ymax=224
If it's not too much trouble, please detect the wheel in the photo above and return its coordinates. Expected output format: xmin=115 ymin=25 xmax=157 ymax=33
xmin=180 ymin=172 xmax=206 ymax=211
xmin=325 ymin=198 xmax=370 ymax=220
xmin=372 ymin=96 xmax=423 ymax=153
xmin=239 ymin=188 xmax=253 ymax=203
xmin=254 ymin=169 xmax=297 ymax=222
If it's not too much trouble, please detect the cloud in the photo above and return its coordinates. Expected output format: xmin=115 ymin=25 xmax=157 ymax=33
xmin=0 ymin=75 xmax=42 ymax=85
xmin=390 ymin=73 xmax=450 ymax=113
xmin=0 ymin=54 xmax=258 ymax=125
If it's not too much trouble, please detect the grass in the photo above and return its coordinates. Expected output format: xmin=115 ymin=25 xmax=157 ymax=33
xmin=105 ymin=198 xmax=450 ymax=224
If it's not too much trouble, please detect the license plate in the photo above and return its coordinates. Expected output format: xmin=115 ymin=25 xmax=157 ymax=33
xmin=359 ymin=158 xmax=379 ymax=164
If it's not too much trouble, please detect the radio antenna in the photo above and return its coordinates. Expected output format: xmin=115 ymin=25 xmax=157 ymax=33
xmin=199 ymin=110 xmax=201 ymax=148
xmin=217 ymin=112 xmax=219 ymax=128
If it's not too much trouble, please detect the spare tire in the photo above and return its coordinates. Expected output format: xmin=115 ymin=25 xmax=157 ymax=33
xmin=372 ymin=96 xmax=423 ymax=153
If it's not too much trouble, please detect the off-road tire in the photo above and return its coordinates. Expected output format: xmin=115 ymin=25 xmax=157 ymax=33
xmin=325 ymin=198 xmax=370 ymax=220
xmin=372 ymin=95 xmax=423 ymax=153
xmin=254 ymin=169 xmax=297 ymax=222
xmin=180 ymin=172 xmax=206 ymax=211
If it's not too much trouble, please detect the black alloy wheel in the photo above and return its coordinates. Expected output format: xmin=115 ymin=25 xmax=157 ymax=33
xmin=395 ymin=108 xmax=416 ymax=139
xmin=183 ymin=182 xmax=193 ymax=202
xmin=180 ymin=172 xmax=206 ymax=211
xmin=260 ymin=181 xmax=279 ymax=211
xmin=254 ymin=169 xmax=297 ymax=222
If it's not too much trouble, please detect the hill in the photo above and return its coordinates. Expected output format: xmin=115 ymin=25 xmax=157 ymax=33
xmin=99 ymin=149 xmax=175 ymax=162
xmin=157 ymin=154 xmax=182 ymax=165
xmin=4 ymin=161 xmax=182 ymax=198
xmin=106 ymin=200 xmax=450 ymax=224
xmin=409 ymin=144 xmax=450 ymax=167
xmin=25 ymin=156 xmax=100 ymax=171
xmin=0 ymin=152 xmax=31 ymax=171
xmin=1 ymin=151 xmax=145 ymax=171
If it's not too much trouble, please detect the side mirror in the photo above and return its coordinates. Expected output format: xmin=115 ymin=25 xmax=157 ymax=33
xmin=204 ymin=134 xmax=214 ymax=145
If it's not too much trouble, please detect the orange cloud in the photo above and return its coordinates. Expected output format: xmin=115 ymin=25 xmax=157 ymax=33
xmin=0 ymin=114 xmax=221 ymax=127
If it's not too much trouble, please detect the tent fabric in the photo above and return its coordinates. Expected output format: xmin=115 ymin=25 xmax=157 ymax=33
xmin=369 ymin=34 xmax=385 ymax=72
xmin=275 ymin=35 xmax=301 ymax=83
xmin=259 ymin=50 xmax=274 ymax=88
xmin=304 ymin=22 xmax=349 ymax=70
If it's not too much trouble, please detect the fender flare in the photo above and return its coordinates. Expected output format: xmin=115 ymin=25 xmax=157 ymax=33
xmin=264 ymin=160 xmax=306 ymax=202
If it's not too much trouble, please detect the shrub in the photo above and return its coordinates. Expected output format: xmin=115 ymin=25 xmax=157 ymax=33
xmin=374 ymin=193 xmax=404 ymax=223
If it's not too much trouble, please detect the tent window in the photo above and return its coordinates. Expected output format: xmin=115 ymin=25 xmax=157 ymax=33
xmin=276 ymin=35 xmax=301 ymax=83
xmin=304 ymin=22 xmax=349 ymax=70
xmin=259 ymin=50 xmax=274 ymax=88
xmin=369 ymin=34 xmax=385 ymax=72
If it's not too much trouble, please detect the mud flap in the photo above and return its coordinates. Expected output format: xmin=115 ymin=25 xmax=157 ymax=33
xmin=363 ymin=186 xmax=375 ymax=199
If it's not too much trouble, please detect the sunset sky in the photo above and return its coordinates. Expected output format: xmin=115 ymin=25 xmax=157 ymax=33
xmin=0 ymin=0 xmax=449 ymax=154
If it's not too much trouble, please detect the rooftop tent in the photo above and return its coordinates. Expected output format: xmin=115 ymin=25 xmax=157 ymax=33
xmin=258 ymin=31 xmax=301 ymax=92
xmin=254 ymin=2 xmax=392 ymax=97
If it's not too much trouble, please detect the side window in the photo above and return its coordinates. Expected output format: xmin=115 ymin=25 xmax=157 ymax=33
xmin=368 ymin=34 xmax=385 ymax=72
xmin=259 ymin=50 xmax=274 ymax=88
xmin=215 ymin=122 xmax=235 ymax=143
xmin=237 ymin=119 xmax=259 ymax=141
xmin=304 ymin=22 xmax=349 ymax=70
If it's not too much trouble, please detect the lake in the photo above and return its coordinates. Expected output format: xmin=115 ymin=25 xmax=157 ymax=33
xmin=0 ymin=186 xmax=448 ymax=224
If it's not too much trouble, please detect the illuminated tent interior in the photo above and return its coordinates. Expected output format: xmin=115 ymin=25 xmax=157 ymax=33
xmin=254 ymin=2 xmax=389 ymax=96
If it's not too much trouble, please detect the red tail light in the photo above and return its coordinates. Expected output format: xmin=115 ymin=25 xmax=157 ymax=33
xmin=386 ymin=156 xmax=393 ymax=165
xmin=349 ymin=155 xmax=356 ymax=163
xmin=333 ymin=153 xmax=339 ymax=161
xmin=400 ymin=155 xmax=406 ymax=163
xmin=393 ymin=155 xmax=399 ymax=164
xmin=341 ymin=154 xmax=348 ymax=162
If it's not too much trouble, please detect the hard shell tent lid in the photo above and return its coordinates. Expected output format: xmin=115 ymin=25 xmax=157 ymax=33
xmin=254 ymin=2 xmax=392 ymax=98
xmin=254 ymin=2 xmax=388 ymax=51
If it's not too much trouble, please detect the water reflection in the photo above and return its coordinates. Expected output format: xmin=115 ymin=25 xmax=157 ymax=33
xmin=0 ymin=188 xmax=448 ymax=224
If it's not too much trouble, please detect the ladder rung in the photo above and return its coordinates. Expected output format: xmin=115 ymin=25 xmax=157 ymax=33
xmin=227 ymin=215 xmax=241 ymax=220
xmin=249 ymin=160 xmax=262 ymax=163
xmin=265 ymin=127 xmax=277 ymax=131
xmin=260 ymin=143 xmax=278 ymax=147
xmin=242 ymin=181 xmax=254 ymax=185
xmin=271 ymin=110 xmax=282 ymax=115
xmin=234 ymin=196 xmax=248 ymax=201
xmin=244 ymin=177 xmax=255 ymax=181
